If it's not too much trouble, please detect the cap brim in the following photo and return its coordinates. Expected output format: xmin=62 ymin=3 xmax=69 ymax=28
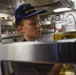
xmin=22 ymin=10 xmax=47 ymax=19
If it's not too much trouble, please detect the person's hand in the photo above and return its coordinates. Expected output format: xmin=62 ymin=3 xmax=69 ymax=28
xmin=48 ymin=63 xmax=63 ymax=75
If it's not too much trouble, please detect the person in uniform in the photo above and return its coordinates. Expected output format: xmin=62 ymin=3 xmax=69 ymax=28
xmin=11 ymin=2 xmax=62 ymax=75
xmin=14 ymin=2 xmax=46 ymax=42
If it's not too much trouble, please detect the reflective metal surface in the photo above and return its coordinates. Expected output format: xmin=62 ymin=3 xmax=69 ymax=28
xmin=0 ymin=41 xmax=76 ymax=63
xmin=0 ymin=42 xmax=58 ymax=63
xmin=0 ymin=21 xmax=2 ymax=43
xmin=0 ymin=0 xmax=74 ymax=14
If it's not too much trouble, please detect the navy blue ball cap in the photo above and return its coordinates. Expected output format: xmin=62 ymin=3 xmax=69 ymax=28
xmin=15 ymin=2 xmax=46 ymax=25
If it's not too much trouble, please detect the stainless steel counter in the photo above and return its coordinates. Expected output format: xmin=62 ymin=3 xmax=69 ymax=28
xmin=0 ymin=41 xmax=76 ymax=75
xmin=0 ymin=41 xmax=76 ymax=63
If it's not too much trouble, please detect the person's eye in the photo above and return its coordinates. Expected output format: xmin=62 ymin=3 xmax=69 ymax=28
xmin=30 ymin=22 xmax=36 ymax=25
xmin=30 ymin=21 xmax=41 ymax=26
xmin=33 ymin=22 xmax=37 ymax=25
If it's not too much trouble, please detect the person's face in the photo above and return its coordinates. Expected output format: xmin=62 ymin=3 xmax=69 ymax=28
xmin=18 ymin=14 xmax=41 ymax=40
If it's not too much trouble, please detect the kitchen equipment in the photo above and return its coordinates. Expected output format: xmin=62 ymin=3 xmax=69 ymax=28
xmin=0 ymin=41 xmax=76 ymax=75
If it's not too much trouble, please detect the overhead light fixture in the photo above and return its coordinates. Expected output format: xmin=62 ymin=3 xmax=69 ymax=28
xmin=53 ymin=7 xmax=72 ymax=12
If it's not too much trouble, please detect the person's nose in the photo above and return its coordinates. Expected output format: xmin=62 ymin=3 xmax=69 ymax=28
xmin=36 ymin=22 xmax=41 ymax=28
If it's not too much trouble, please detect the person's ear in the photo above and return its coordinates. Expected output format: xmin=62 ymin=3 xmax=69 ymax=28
xmin=17 ymin=25 xmax=24 ymax=33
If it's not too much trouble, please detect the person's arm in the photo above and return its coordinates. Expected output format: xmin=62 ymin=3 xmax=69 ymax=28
xmin=48 ymin=64 xmax=63 ymax=75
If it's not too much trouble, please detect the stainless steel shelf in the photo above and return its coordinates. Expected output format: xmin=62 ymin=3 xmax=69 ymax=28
xmin=2 ymin=33 xmax=22 ymax=39
xmin=1 ymin=21 xmax=12 ymax=25
xmin=42 ymin=30 xmax=54 ymax=34
xmin=0 ymin=41 xmax=76 ymax=63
